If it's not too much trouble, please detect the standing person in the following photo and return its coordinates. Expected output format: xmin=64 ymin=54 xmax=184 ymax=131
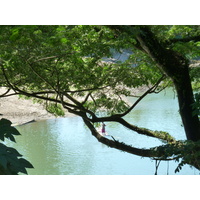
xmin=102 ymin=122 xmax=106 ymax=135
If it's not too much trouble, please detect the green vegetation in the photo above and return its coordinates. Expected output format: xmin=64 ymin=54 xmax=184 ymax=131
xmin=0 ymin=25 xmax=200 ymax=173
xmin=0 ymin=118 xmax=33 ymax=174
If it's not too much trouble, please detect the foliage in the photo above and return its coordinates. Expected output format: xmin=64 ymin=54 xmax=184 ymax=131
xmin=192 ymin=92 xmax=200 ymax=117
xmin=0 ymin=25 xmax=164 ymax=116
xmin=0 ymin=118 xmax=33 ymax=174
xmin=0 ymin=25 xmax=200 ymax=173
xmin=190 ymin=66 xmax=200 ymax=91
xmin=45 ymin=102 xmax=65 ymax=117
xmin=155 ymin=140 xmax=200 ymax=173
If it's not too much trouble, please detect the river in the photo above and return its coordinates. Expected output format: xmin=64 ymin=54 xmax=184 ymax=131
xmin=5 ymin=88 xmax=199 ymax=175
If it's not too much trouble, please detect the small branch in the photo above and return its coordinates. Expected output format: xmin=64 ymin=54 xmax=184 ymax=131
xmin=155 ymin=160 xmax=161 ymax=175
xmin=90 ymin=94 xmax=97 ymax=107
xmin=32 ymin=56 xmax=58 ymax=63
xmin=31 ymin=52 xmax=77 ymax=63
xmin=117 ymin=75 xmax=166 ymax=117
xmin=81 ymin=92 xmax=92 ymax=105
xmin=111 ymin=136 xmax=117 ymax=142
xmin=64 ymin=85 xmax=109 ymax=94
xmin=0 ymin=88 xmax=11 ymax=97
xmin=27 ymin=62 xmax=57 ymax=92
xmin=1 ymin=85 xmax=80 ymax=111
xmin=1 ymin=65 xmax=17 ymax=92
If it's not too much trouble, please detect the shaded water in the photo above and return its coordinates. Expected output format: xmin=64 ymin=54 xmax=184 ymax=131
xmin=6 ymin=89 xmax=199 ymax=174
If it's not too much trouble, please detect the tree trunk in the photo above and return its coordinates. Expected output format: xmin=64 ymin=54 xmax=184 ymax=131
xmin=136 ymin=26 xmax=200 ymax=141
xmin=173 ymin=66 xmax=200 ymax=141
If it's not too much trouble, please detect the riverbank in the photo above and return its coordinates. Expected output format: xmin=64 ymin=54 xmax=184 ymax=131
xmin=0 ymin=85 xmax=147 ymax=126
xmin=0 ymin=88 xmax=75 ymax=126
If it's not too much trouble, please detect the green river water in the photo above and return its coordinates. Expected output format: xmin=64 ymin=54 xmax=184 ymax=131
xmin=5 ymin=88 xmax=199 ymax=175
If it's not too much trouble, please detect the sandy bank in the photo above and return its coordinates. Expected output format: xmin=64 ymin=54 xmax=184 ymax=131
xmin=0 ymin=88 xmax=74 ymax=126
xmin=0 ymin=85 xmax=148 ymax=126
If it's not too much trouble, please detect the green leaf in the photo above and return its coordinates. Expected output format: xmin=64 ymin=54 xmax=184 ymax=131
xmin=0 ymin=118 xmax=12 ymax=126
xmin=5 ymin=133 xmax=16 ymax=142
xmin=0 ymin=118 xmax=20 ymax=142
xmin=0 ymin=138 xmax=33 ymax=174
xmin=0 ymin=134 xmax=4 ymax=141
xmin=196 ymin=42 xmax=200 ymax=47
xmin=10 ymin=28 xmax=20 ymax=41
xmin=18 ymin=167 xmax=28 ymax=174
xmin=0 ymin=126 xmax=21 ymax=136
xmin=0 ymin=155 xmax=7 ymax=169
xmin=0 ymin=143 xmax=8 ymax=154
xmin=7 ymin=147 xmax=22 ymax=157
xmin=0 ymin=117 xmax=33 ymax=174
xmin=60 ymin=38 xmax=68 ymax=44
xmin=19 ymin=158 xmax=34 ymax=169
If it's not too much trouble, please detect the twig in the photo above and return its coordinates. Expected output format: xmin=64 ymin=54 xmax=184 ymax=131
xmin=111 ymin=136 xmax=117 ymax=142
xmin=155 ymin=160 xmax=161 ymax=175
xmin=0 ymin=88 xmax=11 ymax=97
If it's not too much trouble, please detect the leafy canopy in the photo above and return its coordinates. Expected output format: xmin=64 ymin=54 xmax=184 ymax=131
xmin=1 ymin=25 xmax=200 ymax=173
xmin=0 ymin=25 xmax=164 ymax=116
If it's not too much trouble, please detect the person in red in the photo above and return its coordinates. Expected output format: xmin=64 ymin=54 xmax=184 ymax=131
xmin=102 ymin=122 xmax=106 ymax=134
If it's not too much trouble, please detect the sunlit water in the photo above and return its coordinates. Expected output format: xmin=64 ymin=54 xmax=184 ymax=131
xmin=5 ymin=89 xmax=200 ymax=175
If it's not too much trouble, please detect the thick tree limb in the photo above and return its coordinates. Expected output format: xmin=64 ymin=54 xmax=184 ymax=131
xmin=82 ymin=117 xmax=160 ymax=158
xmin=90 ymin=115 xmax=175 ymax=143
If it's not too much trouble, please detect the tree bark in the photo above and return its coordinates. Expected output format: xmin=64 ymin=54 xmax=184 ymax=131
xmin=173 ymin=67 xmax=200 ymax=141
xmin=135 ymin=26 xmax=200 ymax=141
xmin=82 ymin=117 xmax=161 ymax=158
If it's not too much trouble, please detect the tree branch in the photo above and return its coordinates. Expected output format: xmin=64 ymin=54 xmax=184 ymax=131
xmin=0 ymin=85 xmax=80 ymax=112
xmin=116 ymin=75 xmax=166 ymax=118
xmin=82 ymin=117 xmax=182 ymax=162
xmin=87 ymin=112 xmax=175 ymax=143
xmin=1 ymin=65 xmax=17 ymax=92
xmin=63 ymin=85 xmax=110 ymax=94
xmin=2 ymin=60 xmax=174 ymax=143
xmin=0 ymin=88 xmax=11 ymax=97
xmin=32 ymin=56 xmax=59 ymax=63
xmin=82 ymin=117 xmax=160 ymax=157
